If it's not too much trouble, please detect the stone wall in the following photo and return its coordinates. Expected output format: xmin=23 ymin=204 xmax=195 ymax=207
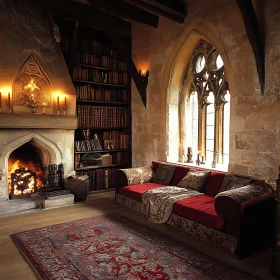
xmin=0 ymin=0 xmax=76 ymax=115
xmin=131 ymin=0 xmax=280 ymax=185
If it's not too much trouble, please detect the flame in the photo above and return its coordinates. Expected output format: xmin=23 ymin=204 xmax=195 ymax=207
xmin=8 ymin=159 xmax=44 ymax=197
xmin=24 ymin=78 xmax=40 ymax=92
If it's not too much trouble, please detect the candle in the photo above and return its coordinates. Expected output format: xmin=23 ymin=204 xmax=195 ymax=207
xmin=8 ymin=92 xmax=10 ymax=109
xmin=64 ymin=95 xmax=67 ymax=111
xmin=57 ymin=96 xmax=60 ymax=111
xmin=0 ymin=90 xmax=2 ymax=111
xmin=187 ymin=147 xmax=192 ymax=154
xmin=42 ymin=102 xmax=46 ymax=114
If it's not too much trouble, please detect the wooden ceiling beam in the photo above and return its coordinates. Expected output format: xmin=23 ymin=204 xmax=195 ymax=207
xmin=86 ymin=0 xmax=159 ymax=28
xmin=124 ymin=0 xmax=186 ymax=23
xmin=236 ymin=0 xmax=265 ymax=94
xmin=27 ymin=0 xmax=131 ymax=37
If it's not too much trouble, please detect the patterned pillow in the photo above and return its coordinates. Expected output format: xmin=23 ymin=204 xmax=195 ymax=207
xmin=152 ymin=163 xmax=176 ymax=185
xmin=120 ymin=166 xmax=154 ymax=186
xmin=215 ymin=180 xmax=274 ymax=204
xmin=177 ymin=169 xmax=211 ymax=192
xmin=218 ymin=173 xmax=253 ymax=193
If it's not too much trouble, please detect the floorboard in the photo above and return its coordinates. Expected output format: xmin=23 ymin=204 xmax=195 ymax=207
xmin=0 ymin=192 xmax=277 ymax=280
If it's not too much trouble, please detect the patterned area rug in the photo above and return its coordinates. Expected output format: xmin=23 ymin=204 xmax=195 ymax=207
xmin=11 ymin=213 xmax=259 ymax=279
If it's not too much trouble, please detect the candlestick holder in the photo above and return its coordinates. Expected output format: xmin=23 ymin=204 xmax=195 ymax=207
xmin=196 ymin=158 xmax=200 ymax=166
xmin=186 ymin=153 xmax=193 ymax=163
xmin=200 ymin=156 xmax=205 ymax=164
xmin=211 ymin=152 xmax=217 ymax=168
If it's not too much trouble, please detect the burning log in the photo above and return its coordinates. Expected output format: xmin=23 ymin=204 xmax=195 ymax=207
xmin=10 ymin=166 xmax=37 ymax=197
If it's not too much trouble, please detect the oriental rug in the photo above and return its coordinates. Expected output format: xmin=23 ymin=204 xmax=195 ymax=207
xmin=11 ymin=213 xmax=259 ymax=280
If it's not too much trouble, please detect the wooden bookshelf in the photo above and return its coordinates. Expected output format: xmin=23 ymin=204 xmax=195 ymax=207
xmin=57 ymin=20 xmax=132 ymax=193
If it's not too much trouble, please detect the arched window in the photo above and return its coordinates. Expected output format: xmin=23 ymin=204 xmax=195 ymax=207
xmin=183 ymin=40 xmax=230 ymax=169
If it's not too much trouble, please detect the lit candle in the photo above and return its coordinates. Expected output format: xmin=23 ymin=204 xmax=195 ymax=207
xmin=0 ymin=90 xmax=2 ymax=111
xmin=64 ymin=95 xmax=67 ymax=112
xmin=8 ymin=92 xmax=10 ymax=109
xmin=57 ymin=95 xmax=60 ymax=112
xmin=187 ymin=147 xmax=192 ymax=154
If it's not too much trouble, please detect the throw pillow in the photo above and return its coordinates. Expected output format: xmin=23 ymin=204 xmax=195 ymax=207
xmin=214 ymin=180 xmax=274 ymax=216
xmin=152 ymin=163 xmax=176 ymax=185
xmin=218 ymin=173 xmax=253 ymax=193
xmin=177 ymin=169 xmax=211 ymax=192
xmin=120 ymin=166 xmax=154 ymax=186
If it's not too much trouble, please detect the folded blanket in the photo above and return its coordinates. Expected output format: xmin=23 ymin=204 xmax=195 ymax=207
xmin=142 ymin=186 xmax=203 ymax=223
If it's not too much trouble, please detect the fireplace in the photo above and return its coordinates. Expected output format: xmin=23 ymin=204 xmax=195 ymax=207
xmin=0 ymin=1 xmax=79 ymax=202
xmin=7 ymin=140 xmax=65 ymax=198
xmin=8 ymin=141 xmax=45 ymax=197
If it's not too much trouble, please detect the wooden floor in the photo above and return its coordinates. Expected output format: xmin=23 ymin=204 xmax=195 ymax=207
xmin=0 ymin=191 xmax=277 ymax=280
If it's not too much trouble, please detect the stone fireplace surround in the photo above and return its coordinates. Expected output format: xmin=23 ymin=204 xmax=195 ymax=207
xmin=0 ymin=0 xmax=79 ymax=203
xmin=0 ymin=114 xmax=77 ymax=200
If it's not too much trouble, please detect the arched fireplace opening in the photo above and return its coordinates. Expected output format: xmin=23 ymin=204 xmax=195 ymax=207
xmin=8 ymin=141 xmax=46 ymax=198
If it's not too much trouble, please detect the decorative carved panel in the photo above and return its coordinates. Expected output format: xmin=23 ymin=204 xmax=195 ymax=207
xmin=13 ymin=55 xmax=51 ymax=107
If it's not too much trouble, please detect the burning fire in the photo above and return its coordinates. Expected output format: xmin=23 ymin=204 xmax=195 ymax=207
xmin=24 ymin=78 xmax=40 ymax=92
xmin=8 ymin=159 xmax=44 ymax=197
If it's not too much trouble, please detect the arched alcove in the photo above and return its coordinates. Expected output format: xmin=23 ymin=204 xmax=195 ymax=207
xmin=160 ymin=22 xmax=233 ymax=162
xmin=0 ymin=132 xmax=62 ymax=197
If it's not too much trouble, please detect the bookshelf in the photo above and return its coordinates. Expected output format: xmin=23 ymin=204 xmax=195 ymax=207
xmin=58 ymin=21 xmax=132 ymax=193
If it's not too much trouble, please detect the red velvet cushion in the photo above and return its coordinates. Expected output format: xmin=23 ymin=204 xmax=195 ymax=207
xmin=152 ymin=160 xmax=161 ymax=173
xmin=170 ymin=165 xmax=191 ymax=185
xmin=204 ymin=171 xmax=226 ymax=196
xmin=118 ymin=182 xmax=165 ymax=202
xmin=172 ymin=195 xmax=225 ymax=230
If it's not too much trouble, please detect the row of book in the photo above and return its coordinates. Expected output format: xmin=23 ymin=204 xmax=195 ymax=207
xmin=79 ymin=40 xmax=119 ymax=57
xmin=76 ymin=51 xmax=127 ymax=71
xmin=77 ymin=105 xmax=129 ymax=128
xmin=75 ymin=139 xmax=102 ymax=152
xmin=102 ymin=130 xmax=130 ymax=150
xmin=113 ymin=152 xmax=129 ymax=165
xmin=73 ymin=65 xmax=129 ymax=85
xmin=75 ymin=85 xmax=128 ymax=102
xmin=75 ymin=131 xmax=129 ymax=152
xmin=76 ymin=168 xmax=118 ymax=191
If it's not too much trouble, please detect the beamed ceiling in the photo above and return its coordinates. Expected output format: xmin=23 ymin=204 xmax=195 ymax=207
xmin=26 ymin=0 xmax=264 ymax=104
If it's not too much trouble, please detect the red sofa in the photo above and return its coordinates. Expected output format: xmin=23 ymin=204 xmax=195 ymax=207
xmin=115 ymin=160 xmax=275 ymax=258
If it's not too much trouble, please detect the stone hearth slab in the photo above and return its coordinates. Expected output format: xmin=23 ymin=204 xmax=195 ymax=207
xmin=0 ymin=198 xmax=37 ymax=217
xmin=40 ymin=194 xmax=74 ymax=209
xmin=0 ymin=193 xmax=75 ymax=218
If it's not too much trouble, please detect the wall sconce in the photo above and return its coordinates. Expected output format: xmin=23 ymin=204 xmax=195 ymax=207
xmin=138 ymin=69 xmax=149 ymax=107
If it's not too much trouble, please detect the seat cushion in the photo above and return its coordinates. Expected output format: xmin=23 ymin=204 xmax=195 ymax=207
xmin=172 ymin=195 xmax=225 ymax=230
xmin=118 ymin=183 xmax=165 ymax=202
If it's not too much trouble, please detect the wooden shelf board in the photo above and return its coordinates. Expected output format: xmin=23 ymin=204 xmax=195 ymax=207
xmin=76 ymin=100 xmax=129 ymax=105
xmin=75 ymin=163 xmax=127 ymax=171
xmin=74 ymin=79 xmax=127 ymax=87
xmin=76 ymin=63 xmax=127 ymax=73
xmin=76 ymin=127 xmax=129 ymax=130
xmin=75 ymin=149 xmax=129 ymax=153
